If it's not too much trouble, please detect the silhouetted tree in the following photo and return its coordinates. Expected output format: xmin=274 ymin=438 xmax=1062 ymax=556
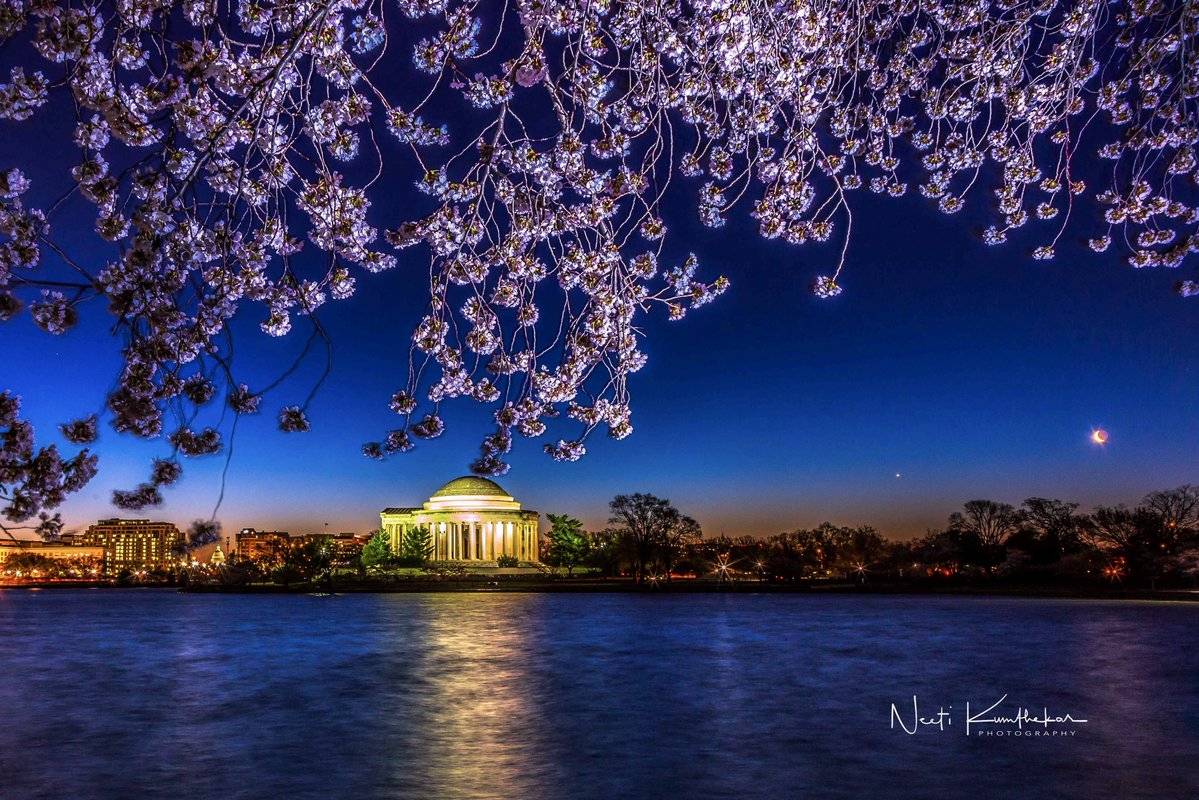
xmin=949 ymin=500 xmax=1022 ymax=572
xmin=950 ymin=500 xmax=1023 ymax=548
xmin=763 ymin=532 xmax=807 ymax=581
xmin=1141 ymin=486 xmax=1199 ymax=532
xmin=1022 ymin=498 xmax=1081 ymax=553
xmin=608 ymin=494 xmax=688 ymax=583
xmin=1080 ymin=505 xmax=1141 ymax=551
xmin=912 ymin=527 xmax=985 ymax=575
xmin=1080 ymin=505 xmax=1172 ymax=587
xmin=658 ymin=514 xmax=702 ymax=579
xmin=834 ymin=526 xmax=888 ymax=582
xmin=1000 ymin=497 xmax=1089 ymax=575
xmin=583 ymin=529 xmax=625 ymax=576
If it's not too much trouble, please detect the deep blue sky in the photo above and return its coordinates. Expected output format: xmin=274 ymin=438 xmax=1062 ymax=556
xmin=5 ymin=181 xmax=1195 ymax=539
xmin=1 ymin=29 xmax=1195 ymax=540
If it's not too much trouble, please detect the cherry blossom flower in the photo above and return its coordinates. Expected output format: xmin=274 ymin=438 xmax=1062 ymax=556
xmin=0 ymin=0 xmax=1194 ymax=522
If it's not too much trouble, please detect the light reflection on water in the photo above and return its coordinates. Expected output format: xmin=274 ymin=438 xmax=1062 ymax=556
xmin=0 ymin=591 xmax=1197 ymax=799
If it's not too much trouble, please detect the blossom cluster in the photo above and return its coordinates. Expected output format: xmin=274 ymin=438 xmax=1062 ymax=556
xmin=0 ymin=0 xmax=1194 ymax=518
xmin=1 ymin=391 xmax=98 ymax=537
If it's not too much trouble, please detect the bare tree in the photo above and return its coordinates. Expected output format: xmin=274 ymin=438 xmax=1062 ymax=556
xmin=1079 ymin=506 xmax=1141 ymax=552
xmin=1080 ymin=504 xmax=1178 ymax=588
xmin=1141 ymin=486 xmax=1199 ymax=531
xmin=949 ymin=500 xmax=1023 ymax=549
xmin=608 ymin=493 xmax=687 ymax=583
xmin=1021 ymin=498 xmax=1080 ymax=537
xmin=1020 ymin=497 xmax=1084 ymax=558
xmin=658 ymin=514 xmax=703 ymax=580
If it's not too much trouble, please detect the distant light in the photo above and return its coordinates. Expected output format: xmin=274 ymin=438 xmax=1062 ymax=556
xmin=1091 ymin=428 xmax=1109 ymax=446
xmin=894 ymin=472 xmax=902 ymax=479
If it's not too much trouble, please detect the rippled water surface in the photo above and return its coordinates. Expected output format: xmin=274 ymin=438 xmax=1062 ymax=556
xmin=1 ymin=590 xmax=1197 ymax=799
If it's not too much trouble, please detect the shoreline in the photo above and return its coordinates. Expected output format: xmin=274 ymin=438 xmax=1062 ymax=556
xmin=3 ymin=579 xmax=1197 ymax=602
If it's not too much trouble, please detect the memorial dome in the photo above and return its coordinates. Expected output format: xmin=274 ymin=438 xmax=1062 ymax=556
xmin=431 ymin=476 xmax=510 ymax=499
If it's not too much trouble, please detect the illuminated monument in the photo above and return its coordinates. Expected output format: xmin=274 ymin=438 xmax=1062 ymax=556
xmin=380 ymin=477 xmax=540 ymax=563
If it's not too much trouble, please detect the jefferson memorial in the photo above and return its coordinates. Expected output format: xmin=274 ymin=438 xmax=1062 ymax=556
xmin=380 ymin=477 xmax=540 ymax=562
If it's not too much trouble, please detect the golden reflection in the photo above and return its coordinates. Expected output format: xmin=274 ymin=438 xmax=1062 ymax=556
xmin=394 ymin=594 xmax=547 ymax=798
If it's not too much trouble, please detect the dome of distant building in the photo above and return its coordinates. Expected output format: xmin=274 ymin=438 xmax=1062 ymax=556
xmin=381 ymin=477 xmax=539 ymax=563
xmin=431 ymin=476 xmax=510 ymax=498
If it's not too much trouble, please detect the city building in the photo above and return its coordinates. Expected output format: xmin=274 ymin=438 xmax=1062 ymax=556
xmin=380 ymin=476 xmax=540 ymax=562
xmin=234 ymin=529 xmax=369 ymax=565
xmin=209 ymin=542 xmax=227 ymax=567
xmin=329 ymin=531 xmax=371 ymax=558
xmin=235 ymin=529 xmax=291 ymax=563
xmin=73 ymin=519 xmax=183 ymax=573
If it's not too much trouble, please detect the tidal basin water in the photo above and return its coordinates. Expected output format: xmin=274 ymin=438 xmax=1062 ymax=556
xmin=1 ymin=591 xmax=1197 ymax=800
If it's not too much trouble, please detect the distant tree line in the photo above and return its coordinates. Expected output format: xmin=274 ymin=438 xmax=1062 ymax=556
xmin=540 ymin=495 xmax=703 ymax=582
xmin=541 ymin=487 xmax=1199 ymax=589
xmin=184 ymin=486 xmax=1199 ymax=590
